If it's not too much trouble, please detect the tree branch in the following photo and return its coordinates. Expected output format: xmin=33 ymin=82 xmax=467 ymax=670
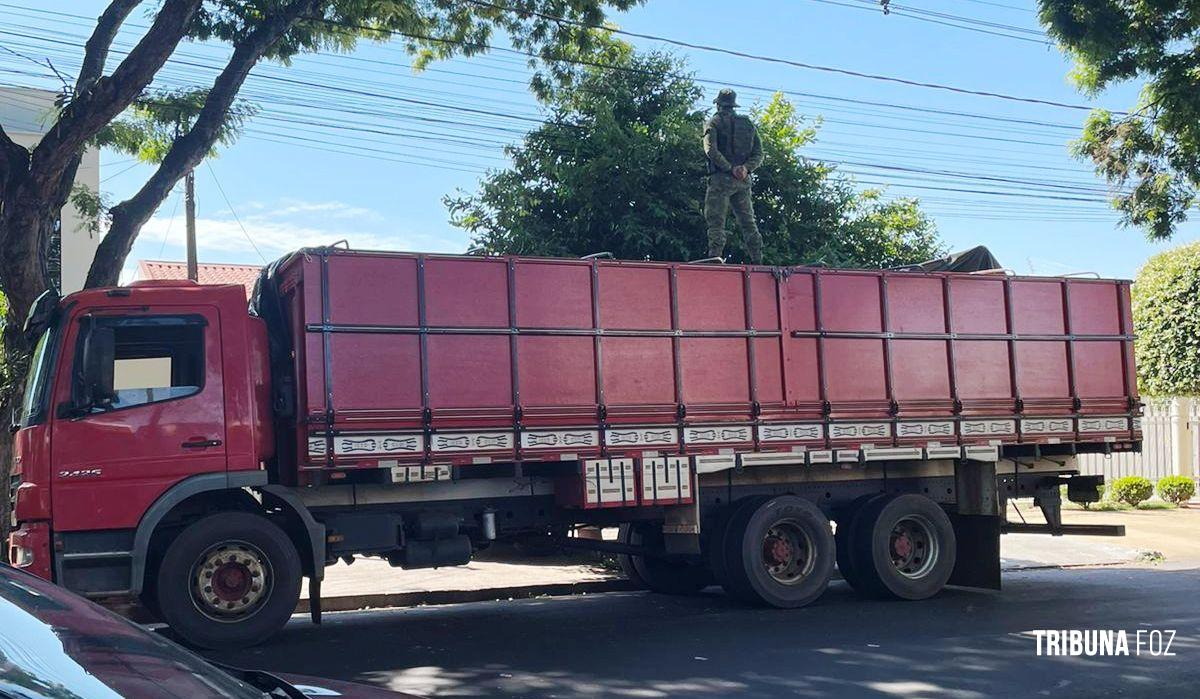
xmin=76 ymin=0 xmax=145 ymax=93
xmin=86 ymin=0 xmax=324 ymax=288
xmin=29 ymin=0 xmax=202 ymax=193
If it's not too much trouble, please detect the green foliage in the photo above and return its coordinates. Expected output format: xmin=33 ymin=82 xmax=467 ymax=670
xmin=1038 ymin=0 xmax=1200 ymax=240
xmin=1132 ymin=241 xmax=1200 ymax=396
xmin=1156 ymin=475 xmax=1196 ymax=505
xmin=186 ymin=1 xmax=643 ymax=88
xmin=0 ymin=292 xmax=9 ymax=399
xmin=1135 ymin=500 xmax=1175 ymax=511
xmin=68 ymin=185 xmax=108 ymax=236
xmin=448 ymin=49 xmax=945 ymax=267
xmin=1110 ymin=476 xmax=1154 ymax=507
xmin=93 ymin=88 xmax=256 ymax=165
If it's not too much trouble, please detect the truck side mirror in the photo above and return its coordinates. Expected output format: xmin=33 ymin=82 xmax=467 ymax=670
xmin=78 ymin=324 xmax=116 ymax=411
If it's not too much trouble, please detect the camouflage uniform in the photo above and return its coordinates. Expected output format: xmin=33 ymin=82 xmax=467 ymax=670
xmin=703 ymin=89 xmax=763 ymax=263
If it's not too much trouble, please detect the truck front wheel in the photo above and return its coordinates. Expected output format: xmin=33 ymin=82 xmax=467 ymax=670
xmin=848 ymin=494 xmax=957 ymax=600
xmin=154 ymin=512 xmax=302 ymax=649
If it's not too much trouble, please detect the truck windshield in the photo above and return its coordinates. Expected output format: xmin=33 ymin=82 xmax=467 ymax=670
xmin=18 ymin=325 xmax=57 ymax=427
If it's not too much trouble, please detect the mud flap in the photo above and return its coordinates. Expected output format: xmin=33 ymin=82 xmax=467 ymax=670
xmin=308 ymin=576 xmax=322 ymax=625
xmin=947 ymin=513 xmax=1001 ymax=590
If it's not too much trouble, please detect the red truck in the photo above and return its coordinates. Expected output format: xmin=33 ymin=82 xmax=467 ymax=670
xmin=7 ymin=247 xmax=1139 ymax=648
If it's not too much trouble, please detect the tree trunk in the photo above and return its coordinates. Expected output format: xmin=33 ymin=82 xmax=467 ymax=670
xmin=0 ymin=173 xmax=60 ymax=539
xmin=0 ymin=320 xmax=32 ymax=540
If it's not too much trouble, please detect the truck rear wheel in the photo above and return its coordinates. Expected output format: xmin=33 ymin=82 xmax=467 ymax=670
xmin=154 ymin=512 xmax=302 ymax=649
xmin=849 ymin=494 xmax=957 ymax=600
xmin=707 ymin=495 xmax=771 ymax=588
xmin=721 ymin=495 xmax=835 ymax=608
xmin=617 ymin=523 xmax=711 ymax=595
xmin=834 ymin=494 xmax=885 ymax=593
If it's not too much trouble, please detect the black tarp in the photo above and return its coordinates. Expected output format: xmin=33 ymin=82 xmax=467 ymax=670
xmin=890 ymin=245 xmax=1002 ymax=273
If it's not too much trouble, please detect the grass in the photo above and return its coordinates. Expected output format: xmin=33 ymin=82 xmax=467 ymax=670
xmin=1068 ymin=499 xmax=1178 ymax=511
xmin=1135 ymin=501 xmax=1177 ymax=511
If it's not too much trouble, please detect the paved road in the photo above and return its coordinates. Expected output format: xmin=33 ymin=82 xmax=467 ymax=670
xmin=205 ymin=565 xmax=1200 ymax=698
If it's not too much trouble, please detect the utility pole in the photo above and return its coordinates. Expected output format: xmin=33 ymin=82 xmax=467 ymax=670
xmin=184 ymin=169 xmax=198 ymax=282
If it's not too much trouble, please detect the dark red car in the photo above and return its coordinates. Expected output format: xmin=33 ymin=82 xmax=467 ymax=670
xmin=0 ymin=563 xmax=415 ymax=698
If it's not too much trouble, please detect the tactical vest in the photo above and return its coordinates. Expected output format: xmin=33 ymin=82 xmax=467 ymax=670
xmin=708 ymin=112 xmax=756 ymax=172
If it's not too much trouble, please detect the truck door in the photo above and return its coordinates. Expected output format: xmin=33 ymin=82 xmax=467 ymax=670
xmin=50 ymin=308 xmax=226 ymax=532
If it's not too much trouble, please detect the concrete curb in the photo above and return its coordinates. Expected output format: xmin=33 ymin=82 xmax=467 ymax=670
xmin=297 ymin=578 xmax=639 ymax=614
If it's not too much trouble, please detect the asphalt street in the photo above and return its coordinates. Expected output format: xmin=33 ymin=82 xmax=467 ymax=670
xmin=203 ymin=564 xmax=1200 ymax=698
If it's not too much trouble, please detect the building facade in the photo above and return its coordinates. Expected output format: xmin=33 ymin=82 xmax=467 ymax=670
xmin=0 ymin=86 xmax=101 ymax=294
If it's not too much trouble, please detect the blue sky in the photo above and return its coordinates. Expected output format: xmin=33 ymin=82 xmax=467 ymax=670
xmin=2 ymin=0 xmax=1196 ymax=281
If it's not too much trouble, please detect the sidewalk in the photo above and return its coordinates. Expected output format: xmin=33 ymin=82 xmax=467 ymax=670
xmin=299 ymin=546 xmax=626 ymax=612
xmin=304 ymin=506 xmax=1200 ymax=611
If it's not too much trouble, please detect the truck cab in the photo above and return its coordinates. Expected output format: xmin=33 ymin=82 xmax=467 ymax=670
xmin=8 ymin=281 xmax=276 ymax=616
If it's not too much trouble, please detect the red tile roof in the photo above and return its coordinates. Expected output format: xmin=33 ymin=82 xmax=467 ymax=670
xmin=137 ymin=260 xmax=262 ymax=298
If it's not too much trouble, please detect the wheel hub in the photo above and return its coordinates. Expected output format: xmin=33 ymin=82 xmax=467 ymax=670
xmin=763 ymin=535 xmax=793 ymax=566
xmin=760 ymin=521 xmax=815 ymax=585
xmin=888 ymin=515 xmax=938 ymax=580
xmin=193 ymin=542 xmax=271 ymax=618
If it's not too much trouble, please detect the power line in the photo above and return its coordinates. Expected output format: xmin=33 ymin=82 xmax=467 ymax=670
xmin=460 ymin=0 xmax=1113 ymax=112
xmin=158 ymin=188 xmax=182 ymax=256
xmin=99 ymin=160 xmax=140 ymax=183
xmin=0 ymin=3 xmax=1091 ymax=133
xmin=205 ymin=161 xmax=267 ymax=264
xmin=808 ymin=0 xmax=1049 ymax=45
xmin=955 ymin=0 xmax=1037 ymax=14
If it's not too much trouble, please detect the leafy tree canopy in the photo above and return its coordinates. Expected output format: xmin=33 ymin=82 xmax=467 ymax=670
xmin=447 ymin=49 xmax=945 ymax=267
xmin=1039 ymin=0 xmax=1200 ymax=240
xmin=1133 ymin=240 xmax=1200 ymax=396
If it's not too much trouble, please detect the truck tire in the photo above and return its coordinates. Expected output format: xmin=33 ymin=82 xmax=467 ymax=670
xmin=707 ymin=495 xmax=771 ymax=589
xmin=849 ymin=494 xmax=957 ymax=600
xmin=617 ymin=523 xmax=711 ymax=595
xmin=154 ymin=512 xmax=302 ymax=649
xmin=834 ymin=494 xmax=885 ymax=593
xmin=615 ymin=524 xmax=649 ymax=588
xmin=721 ymin=495 xmax=835 ymax=608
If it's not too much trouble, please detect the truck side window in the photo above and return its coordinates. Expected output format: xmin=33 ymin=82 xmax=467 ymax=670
xmin=78 ymin=317 xmax=206 ymax=412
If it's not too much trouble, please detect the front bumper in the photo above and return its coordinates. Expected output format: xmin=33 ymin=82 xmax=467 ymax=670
xmin=8 ymin=521 xmax=52 ymax=581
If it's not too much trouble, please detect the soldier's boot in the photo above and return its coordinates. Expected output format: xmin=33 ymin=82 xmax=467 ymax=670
xmin=730 ymin=187 xmax=763 ymax=264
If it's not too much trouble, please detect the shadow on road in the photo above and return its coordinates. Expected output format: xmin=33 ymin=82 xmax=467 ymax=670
xmin=204 ymin=566 xmax=1200 ymax=698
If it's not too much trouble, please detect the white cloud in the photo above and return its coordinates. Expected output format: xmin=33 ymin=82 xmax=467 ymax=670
xmin=132 ymin=196 xmax=468 ymax=266
xmin=264 ymin=199 xmax=384 ymax=221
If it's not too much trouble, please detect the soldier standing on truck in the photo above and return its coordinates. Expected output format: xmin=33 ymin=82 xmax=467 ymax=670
xmin=703 ymin=88 xmax=764 ymax=263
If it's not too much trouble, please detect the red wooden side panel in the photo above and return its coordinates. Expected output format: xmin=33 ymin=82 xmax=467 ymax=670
xmin=949 ymin=277 xmax=1007 ymax=334
xmin=677 ymin=268 xmax=745 ymax=330
xmin=888 ymin=276 xmax=945 ymax=333
xmin=281 ymin=249 xmax=1139 ymax=477
xmin=599 ymin=266 xmax=670 ymax=329
xmin=599 ymin=335 xmax=670 ymax=395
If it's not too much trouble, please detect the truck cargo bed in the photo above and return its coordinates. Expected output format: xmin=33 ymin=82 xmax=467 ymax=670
xmin=263 ymin=249 xmax=1140 ymax=482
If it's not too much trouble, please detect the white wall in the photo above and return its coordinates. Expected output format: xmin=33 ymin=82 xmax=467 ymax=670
xmin=0 ymin=86 xmax=101 ymax=294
